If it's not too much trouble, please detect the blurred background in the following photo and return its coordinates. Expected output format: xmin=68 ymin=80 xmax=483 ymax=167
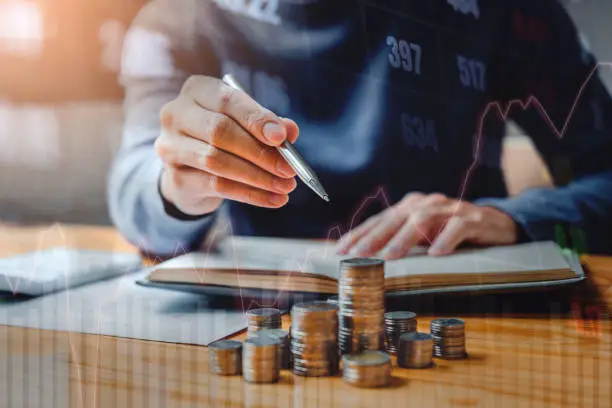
xmin=0 ymin=0 xmax=610 ymax=226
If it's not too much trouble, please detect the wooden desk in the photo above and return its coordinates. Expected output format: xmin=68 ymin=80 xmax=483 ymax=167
xmin=0 ymin=225 xmax=610 ymax=407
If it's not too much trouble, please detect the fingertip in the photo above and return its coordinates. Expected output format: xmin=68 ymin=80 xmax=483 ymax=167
xmin=381 ymin=251 xmax=396 ymax=261
xmin=263 ymin=122 xmax=287 ymax=146
xmin=280 ymin=118 xmax=300 ymax=144
xmin=335 ymin=238 xmax=350 ymax=255
xmin=288 ymin=177 xmax=298 ymax=191
xmin=381 ymin=246 xmax=401 ymax=260
xmin=427 ymin=247 xmax=446 ymax=256
xmin=268 ymin=193 xmax=289 ymax=208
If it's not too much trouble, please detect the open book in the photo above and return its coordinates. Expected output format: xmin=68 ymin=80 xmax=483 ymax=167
xmin=142 ymin=238 xmax=584 ymax=296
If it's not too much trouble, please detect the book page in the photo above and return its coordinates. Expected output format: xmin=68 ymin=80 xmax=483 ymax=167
xmin=384 ymin=241 xmax=570 ymax=278
xmin=217 ymin=238 xmax=572 ymax=278
xmin=156 ymin=245 xmax=339 ymax=279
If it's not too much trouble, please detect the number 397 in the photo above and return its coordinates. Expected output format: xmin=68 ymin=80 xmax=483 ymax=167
xmin=387 ymin=35 xmax=422 ymax=75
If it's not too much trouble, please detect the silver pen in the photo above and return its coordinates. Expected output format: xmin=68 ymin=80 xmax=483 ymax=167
xmin=222 ymin=74 xmax=330 ymax=202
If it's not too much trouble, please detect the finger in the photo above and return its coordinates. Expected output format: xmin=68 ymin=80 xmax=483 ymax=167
xmin=379 ymin=219 xmax=430 ymax=260
xmin=379 ymin=205 xmax=457 ymax=259
xmin=160 ymin=102 xmax=295 ymax=179
xmin=181 ymin=76 xmax=288 ymax=146
xmin=280 ymin=117 xmax=299 ymax=144
xmin=428 ymin=216 xmax=474 ymax=256
xmin=349 ymin=211 xmax=406 ymax=257
xmin=210 ymin=174 xmax=290 ymax=208
xmin=170 ymin=167 xmax=289 ymax=209
xmin=336 ymin=215 xmax=382 ymax=255
xmin=156 ymin=132 xmax=297 ymax=194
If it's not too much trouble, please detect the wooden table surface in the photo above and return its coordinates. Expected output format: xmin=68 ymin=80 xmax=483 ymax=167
xmin=0 ymin=224 xmax=610 ymax=408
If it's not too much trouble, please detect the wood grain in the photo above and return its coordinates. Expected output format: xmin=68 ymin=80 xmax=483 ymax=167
xmin=0 ymin=225 xmax=611 ymax=407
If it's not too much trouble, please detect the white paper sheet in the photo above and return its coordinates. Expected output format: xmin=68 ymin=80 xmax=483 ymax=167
xmin=0 ymin=269 xmax=248 ymax=346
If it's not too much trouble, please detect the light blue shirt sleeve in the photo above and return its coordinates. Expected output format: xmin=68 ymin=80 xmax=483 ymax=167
xmin=107 ymin=2 xmax=218 ymax=255
xmin=106 ymin=78 xmax=216 ymax=255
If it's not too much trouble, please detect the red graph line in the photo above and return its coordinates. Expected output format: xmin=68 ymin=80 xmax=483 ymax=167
xmin=460 ymin=62 xmax=605 ymax=202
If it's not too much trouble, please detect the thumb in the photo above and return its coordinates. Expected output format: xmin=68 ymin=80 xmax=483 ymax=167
xmin=280 ymin=117 xmax=300 ymax=144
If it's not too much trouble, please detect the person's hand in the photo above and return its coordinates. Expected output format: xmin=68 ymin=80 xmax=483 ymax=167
xmin=336 ymin=193 xmax=518 ymax=259
xmin=155 ymin=75 xmax=299 ymax=216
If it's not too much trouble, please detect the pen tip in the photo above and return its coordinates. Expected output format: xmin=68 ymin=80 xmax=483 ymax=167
xmin=323 ymin=195 xmax=330 ymax=202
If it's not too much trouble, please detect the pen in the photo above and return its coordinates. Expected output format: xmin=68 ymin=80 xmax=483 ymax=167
xmin=222 ymin=74 xmax=330 ymax=202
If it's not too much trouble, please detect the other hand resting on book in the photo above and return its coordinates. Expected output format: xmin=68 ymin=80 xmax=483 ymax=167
xmin=336 ymin=193 xmax=518 ymax=259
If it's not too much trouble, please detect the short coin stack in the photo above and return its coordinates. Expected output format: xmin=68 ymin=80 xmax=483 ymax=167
xmin=430 ymin=318 xmax=467 ymax=360
xmin=251 ymin=328 xmax=291 ymax=369
xmin=384 ymin=311 xmax=417 ymax=354
xmin=291 ymin=301 xmax=339 ymax=377
xmin=338 ymin=258 xmax=385 ymax=355
xmin=397 ymin=332 xmax=433 ymax=368
xmin=342 ymin=351 xmax=392 ymax=388
xmin=209 ymin=340 xmax=243 ymax=375
xmin=246 ymin=308 xmax=282 ymax=335
xmin=242 ymin=334 xmax=281 ymax=383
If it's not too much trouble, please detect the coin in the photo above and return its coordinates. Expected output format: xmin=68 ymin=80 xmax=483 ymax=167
xmin=342 ymin=351 xmax=392 ymax=388
xmin=430 ymin=318 xmax=467 ymax=360
xmin=338 ymin=258 xmax=385 ymax=355
xmin=291 ymin=301 xmax=339 ymax=377
xmin=209 ymin=340 xmax=243 ymax=375
xmin=246 ymin=308 xmax=282 ymax=335
xmin=242 ymin=334 xmax=281 ymax=383
xmin=384 ymin=311 xmax=417 ymax=355
xmin=251 ymin=328 xmax=291 ymax=369
xmin=397 ymin=332 xmax=433 ymax=369
xmin=430 ymin=318 xmax=465 ymax=335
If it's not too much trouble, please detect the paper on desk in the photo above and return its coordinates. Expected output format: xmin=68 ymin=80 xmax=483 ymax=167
xmin=0 ymin=269 xmax=248 ymax=346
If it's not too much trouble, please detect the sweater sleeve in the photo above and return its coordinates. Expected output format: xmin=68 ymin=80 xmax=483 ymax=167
xmin=107 ymin=0 xmax=221 ymax=256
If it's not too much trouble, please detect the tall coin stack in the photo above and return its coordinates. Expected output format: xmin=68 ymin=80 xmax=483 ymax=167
xmin=338 ymin=258 xmax=385 ymax=355
xmin=397 ymin=332 xmax=433 ymax=368
xmin=250 ymin=328 xmax=291 ymax=369
xmin=246 ymin=308 xmax=282 ymax=335
xmin=291 ymin=301 xmax=339 ymax=377
xmin=430 ymin=318 xmax=467 ymax=360
xmin=384 ymin=311 xmax=417 ymax=354
xmin=209 ymin=340 xmax=243 ymax=375
xmin=342 ymin=351 xmax=392 ymax=388
xmin=242 ymin=334 xmax=281 ymax=383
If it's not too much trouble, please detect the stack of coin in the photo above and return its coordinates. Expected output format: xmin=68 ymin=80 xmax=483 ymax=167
xmin=246 ymin=308 xmax=282 ymax=335
xmin=209 ymin=340 xmax=243 ymax=375
xmin=430 ymin=318 xmax=467 ymax=360
xmin=342 ymin=351 xmax=392 ymax=388
xmin=397 ymin=332 xmax=433 ymax=368
xmin=250 ymin=328 xmax=291 ymax=369
xmin=384 ymin=311 xmax=417 ymax=354
xmin=242 ymin=334 xmax=281 ymax=383
xmin=291 ymin=301 xmax=339 ymax=377
xmin=338 ymin=258 xmax=385 ymax=355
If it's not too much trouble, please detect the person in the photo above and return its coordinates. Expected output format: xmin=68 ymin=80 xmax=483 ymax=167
xmin=108 ymin=0 xmax=612 ymax=258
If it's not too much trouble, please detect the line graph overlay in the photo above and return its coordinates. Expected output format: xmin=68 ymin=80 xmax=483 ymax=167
xmin=460 ymin=62 xmax=609 ymax=203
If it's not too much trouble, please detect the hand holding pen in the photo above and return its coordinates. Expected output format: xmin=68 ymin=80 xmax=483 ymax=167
xmin=222 ymin=74 xmax=329 ymax=202
xmin=155 ymin=75 xmax=329 ymax=218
